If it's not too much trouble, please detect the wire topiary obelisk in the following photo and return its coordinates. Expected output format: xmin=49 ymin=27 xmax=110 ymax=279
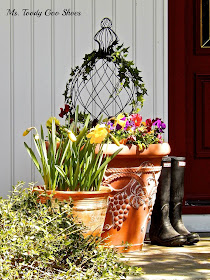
xmin=62 ymin=18 xmax=147 ymax=121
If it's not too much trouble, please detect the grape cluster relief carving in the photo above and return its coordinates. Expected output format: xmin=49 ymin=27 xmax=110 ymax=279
xmin=102 ymin=162 xmax=161 ymax=232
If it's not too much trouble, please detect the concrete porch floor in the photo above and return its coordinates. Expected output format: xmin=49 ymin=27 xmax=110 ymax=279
xmin=123 ymin=234 xmax=210 ymax=280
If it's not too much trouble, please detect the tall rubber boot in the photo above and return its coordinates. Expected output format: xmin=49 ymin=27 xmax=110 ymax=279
xmin=149 ymin=157 xmax=187 ymax=246
xmin=170 ymin=157 xmax=200 ymax=244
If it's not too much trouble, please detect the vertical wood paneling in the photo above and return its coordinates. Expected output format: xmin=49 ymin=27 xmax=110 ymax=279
xmin=30 ymin=0 xmax=35 ymax=182
xmin=132 ymin=0 xmax=136 ymax=63
xmin=74 ymin=0 xmax=93 ymax=65
xmin=51 ymin=0 xmax=55 ymax=116
xmin=95 ymin=0 xmax=113 ymax=36
xmin=136 ymin=0 xmax=154 ymax=119
xmin=0 ymin=1 xmax=12 ymax=196
xmin=94 ymin=2 xmax=116 ymax=118
xmin=54 ymin=0 xmax=72 ymax=120
xmin=9 ymin=0 xmax=15 ymax=190
xmin=73 ymin=0 xmax=94 ymax=116
xmin=33 ymin=0 xmax=52 ymax=183
xmin=33 ymin=0 xmax=52 ymax=128
xmin=116 ymin=0 xmax=133 ymax=60
xmin=13 ymin=0 xmax=33 ymax=185
xmin=0 ymin=0 xmax=168 ymax=195
xmin=153 ymin=0 xmax=157 ymax=118
xmin=163 ymin=0 xmax=168 ymax=142
xmin=71 ymin=0 xmax=75 ymax=68
xmin=154 ymin=0 xmax=164 ymax=118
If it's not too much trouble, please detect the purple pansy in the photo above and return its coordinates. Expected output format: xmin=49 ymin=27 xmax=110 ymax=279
xmin=152 ymin=119 xmax=166 ymax=133
xmin=116 ymin=123 xmax=122 ymax=130
xmin=107 ymin=121 xmax=114 ymax=131
xmin=124 ymin=120 xmax=132 ymax=130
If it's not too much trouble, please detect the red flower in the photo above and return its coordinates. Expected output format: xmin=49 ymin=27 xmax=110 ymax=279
xmin=145 ymin=118 xmax=152 ymax=132
xmin=146 ymin=118 xmax=152 ymax=127
xmin=59 ymin=108 xmax=65 ymax=118
xmin=127 ymin=135 xmax=137 ymax=142
xmin=59 ymin=104 xmax=70 ymax=118
xmin=64 ymin=104 xmax=70 ymax=113
xmin=130 ymin=114 xmax=142 ymax=127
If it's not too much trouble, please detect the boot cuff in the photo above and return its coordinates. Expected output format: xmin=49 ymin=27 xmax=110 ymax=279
xmin=162 ymin=156 xmax=171 ymax=162
xmin=170 ymin=156 xmax=186 ymax=161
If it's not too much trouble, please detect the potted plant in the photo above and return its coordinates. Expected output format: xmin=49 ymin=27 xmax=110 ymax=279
xmin=23 ymin=107 xmax=122 ymax=237
xmin=56 ymin=19 xmax=171 ymax=252
xmin=87 ymin=113 xmax=171 ymax=252
xmin=57 ymin=51 xmax=170 ymax=251
xmin=0 ymin=182 xmax=143 ymax=279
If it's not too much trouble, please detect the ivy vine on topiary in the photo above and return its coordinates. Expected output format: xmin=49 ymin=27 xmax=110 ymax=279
xmin=62 ymin=41 xmax=147 ymax=121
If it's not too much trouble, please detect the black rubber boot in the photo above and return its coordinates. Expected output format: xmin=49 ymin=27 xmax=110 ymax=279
xmin=149 ymin=157 xmax=187 ymax=246
xmin=170 ymin=157 xmax=200 ymax=245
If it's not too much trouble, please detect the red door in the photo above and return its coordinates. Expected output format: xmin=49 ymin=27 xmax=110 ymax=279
xmin=169 ymin=0 xmax=210 ymax=214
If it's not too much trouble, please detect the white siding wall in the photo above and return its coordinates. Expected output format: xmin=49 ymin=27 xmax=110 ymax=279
xmin=0 ymin=0 xmax=168 ymax=197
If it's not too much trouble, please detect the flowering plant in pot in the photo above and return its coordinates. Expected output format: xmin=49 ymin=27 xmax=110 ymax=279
xmin=23 ymin=107 xmax=122 ymax=236
xmin=90 ymin=112 xmax=167 ymax=150
xmin=85 ymin=112 xmax=170 ymax=252
xmin=57 ymin=53 xmax=170 ymax=250
xmin=57 ymin=49 xmax=170 ymax=250
xmin=56 ymin=18 xmax=171 ymax=252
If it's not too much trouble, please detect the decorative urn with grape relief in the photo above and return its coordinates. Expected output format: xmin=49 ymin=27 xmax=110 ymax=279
xmin=101 ymin=143 xmax=171 ymax=252
xmin=59 ymin=17 xmax=171 ymax=251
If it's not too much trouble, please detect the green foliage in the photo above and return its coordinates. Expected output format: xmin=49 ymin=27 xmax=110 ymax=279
xmin=111 ymin=44 xmax=147 ymax=109
xmin=23 ymin=108 xmax=122 ymax=191
xmin=0 ymin=183 xmax=142 ymax=279
xmin=104 ymin=113 xmax=166 ymax=151
xmin=113 ymin=127 xmax=160 ymax=151
xmin=24 ymin=122 xmax=64 ymax=190
xmin=63 ymin=43 xmax=147 ymax=119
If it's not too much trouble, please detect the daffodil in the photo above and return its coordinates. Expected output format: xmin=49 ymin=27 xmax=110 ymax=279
xmin=87 ymin=124 xmax=108 ymax=144
xmin=23 ymin=127 xmax=37 ymax=136
xmin=67 ymin=131 xmax=77 ymax=142
xmin=46 ymin=117 xmax=60 ymax=129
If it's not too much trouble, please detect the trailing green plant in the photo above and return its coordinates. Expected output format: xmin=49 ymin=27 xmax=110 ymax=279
xmin=60 ymin=43 xmax=147 ymax=121
xmin=23 ymin=107 xmax=122 ymax=191
xmin=0 ymin=182 xmax=142 ymax=279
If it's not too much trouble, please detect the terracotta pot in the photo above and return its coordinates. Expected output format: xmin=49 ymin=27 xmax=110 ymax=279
xmin=101 ymin=143 xmax=171 ymax=167
xmin=101 ymin=143 xmax=170 ymax=252
xmin=35 ymin=186 xmax=111 ymax=237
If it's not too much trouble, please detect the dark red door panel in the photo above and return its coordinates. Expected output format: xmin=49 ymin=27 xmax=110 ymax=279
xmin=169 ymin=0 xmax=210 ymax=214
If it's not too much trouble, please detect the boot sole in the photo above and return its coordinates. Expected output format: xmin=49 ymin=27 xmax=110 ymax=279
xmin=150 ymin=235 xmax=187 ymax=247
xmin=186 ymin=234 xmax=200 ymax=245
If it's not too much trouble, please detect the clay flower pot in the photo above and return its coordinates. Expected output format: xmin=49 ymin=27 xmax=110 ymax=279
xmin=35 ymin=186 xmax=111 ymax=237
xmin=101 ymin=143 xmax=171 ymax=252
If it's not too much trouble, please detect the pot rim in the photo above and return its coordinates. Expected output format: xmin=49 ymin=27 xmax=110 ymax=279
xmin=100 ymin=143 xmax=171 ymax=157
xmin=33 ymin=186 xmax=111 ymax=199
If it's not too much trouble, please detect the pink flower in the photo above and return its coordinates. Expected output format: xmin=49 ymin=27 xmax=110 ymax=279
xmin=157 ymin=134 xmax=163 ymax=143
